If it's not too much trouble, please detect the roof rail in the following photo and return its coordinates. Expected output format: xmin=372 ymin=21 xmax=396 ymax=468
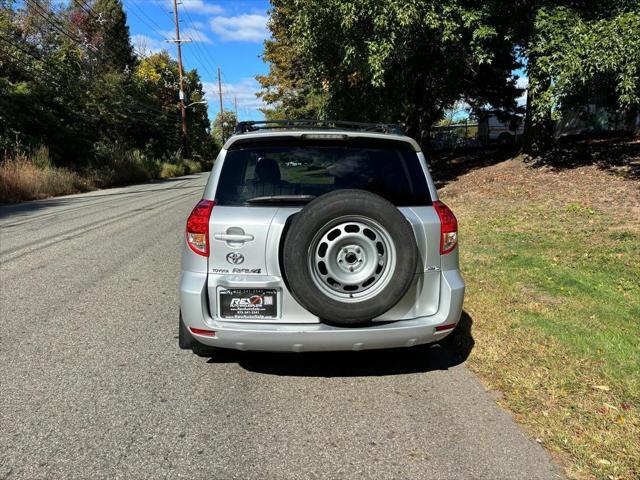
xmin=234 ymin=119 xmax=405 ymax=136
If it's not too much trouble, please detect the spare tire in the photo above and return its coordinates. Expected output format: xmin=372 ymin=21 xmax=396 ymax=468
xmin=282 ymin=189 xmax=419 ymax=325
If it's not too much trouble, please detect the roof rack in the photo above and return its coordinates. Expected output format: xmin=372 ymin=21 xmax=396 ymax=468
xmin=234 ymin=119 xmax=405 ymax=136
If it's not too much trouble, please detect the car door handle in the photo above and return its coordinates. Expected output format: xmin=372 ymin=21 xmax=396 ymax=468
xmin=213 ymin=233 xmax=254 ymax=242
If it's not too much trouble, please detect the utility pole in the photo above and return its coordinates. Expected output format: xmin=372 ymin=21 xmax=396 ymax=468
xmin=217 ymin=66 xmax=225 ymax=143
xmin=171 ymin=0 xmax=188 ymax=155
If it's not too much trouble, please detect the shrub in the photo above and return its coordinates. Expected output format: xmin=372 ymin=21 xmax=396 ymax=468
xmin=163 ymin=149 xmax=183 ymax=166
xmin=0 ymin=154 xmax=91 ymax=203
xmin=90 ymin=143 xmax=161 ymax=187
xmin=31 ymin=145 xmax=52 ymax=170
xmin=183 ymin=159 xmax=203 ymax=174
xmin=160 ymin=162 xmax=186 ymax=178
xmin=0 ymin=143 xmax=200 ymax=203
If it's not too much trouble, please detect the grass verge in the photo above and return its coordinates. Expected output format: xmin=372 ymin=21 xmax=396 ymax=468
xmin=0 ymin=149 xmax=209 ymax=203
xmin=0 ymin=155 xmax=92 ymax=202
xmin=440 ymin=156 xmax=639 ymax=479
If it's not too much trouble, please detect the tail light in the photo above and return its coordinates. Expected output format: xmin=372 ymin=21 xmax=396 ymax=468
xmin=186 ymin=199 xmax=215 ymax=256
xmin=433 ymin=201 xmax=458 ymax=254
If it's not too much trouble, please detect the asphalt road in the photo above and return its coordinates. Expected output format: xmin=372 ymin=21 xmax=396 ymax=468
xmin=0 ymin=174 xmax=561 ymax=479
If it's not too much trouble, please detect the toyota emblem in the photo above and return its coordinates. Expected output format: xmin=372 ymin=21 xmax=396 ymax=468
xmin=226 ymin=252 xmax=245 ymax=264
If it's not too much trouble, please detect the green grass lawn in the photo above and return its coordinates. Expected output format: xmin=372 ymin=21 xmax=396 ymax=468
xmin=440 ymin=158 xmax=639 ymax=479
xmin=472 ymin=204 xmax=639 ymax=386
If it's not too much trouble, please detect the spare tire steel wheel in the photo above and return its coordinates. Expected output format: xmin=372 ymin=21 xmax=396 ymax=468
xmin=282 ymin=189 xmax=419 ymax=325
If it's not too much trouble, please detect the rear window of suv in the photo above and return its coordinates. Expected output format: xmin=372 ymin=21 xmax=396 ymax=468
xmin=215 ymin=138 xmax=432 ymax=206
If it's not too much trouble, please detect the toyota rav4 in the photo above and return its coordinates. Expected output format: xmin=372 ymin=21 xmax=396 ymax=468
xmin=179 ymin=120 xmax=464 ymax=356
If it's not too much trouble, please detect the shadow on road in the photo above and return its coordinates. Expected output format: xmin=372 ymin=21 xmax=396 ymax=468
xmin=204 ymin=311 xmax=474 ymax=377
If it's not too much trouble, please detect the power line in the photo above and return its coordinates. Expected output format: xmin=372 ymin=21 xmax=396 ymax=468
xmin=72 ymin=0 xmax=149 ymax=59
xmin=22 ymin=0 xmax=179 ymax=119
xmin=0 ymin=39 xmax=135 ymax=122
xmin=123 ymin=0 xmax=171 ymax=36
xmin=25 ymin=0 xmax=84 ymax=45
xmin=0 ymin=36 xmax=79 ymax=94
xmin=0 ymin=33 xmax=180 ymax=127
xmin=122 ymin=0 xmax=220 ymax=125
xmin=175 ymin=2 xmax=224 ymax=124
xmin=5 ymin=0 xmax=215 ymax=145
xmin=26 ymin=0 xmax=145 ymax=70
xmin=220 ymin=69 xmax=236 ymax=111
xmin=25 ymin=0 xmax=136 ymax=63
xmin=178 ymin=2 xmax=216 ymax=79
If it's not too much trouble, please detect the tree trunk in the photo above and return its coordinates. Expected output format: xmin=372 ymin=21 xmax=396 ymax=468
xmin=522 ymin=54 xmax=553 ymax=156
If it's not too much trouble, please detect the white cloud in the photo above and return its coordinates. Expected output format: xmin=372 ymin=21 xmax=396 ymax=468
xmin=516 ymin=76 xmax=529 ymax=89
xmin=132 ymin=34 xmax=166 ymax=56
xmin=180 ymin=0 xmax=224 ymax=15
xmin=210 ymin=14 xmax=268 ymax=43
xmin=203 ymin=77 xmax=266 ymax=117
xmin=184 ymin=28 xmax=212 ymax=43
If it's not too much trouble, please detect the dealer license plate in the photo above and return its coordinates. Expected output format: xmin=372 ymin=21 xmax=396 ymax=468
xmin=219 ymin=289 xmax=278 ymax=319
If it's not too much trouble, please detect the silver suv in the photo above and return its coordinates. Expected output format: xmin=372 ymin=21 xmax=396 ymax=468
xmin=179 ymin=120 xmax=464 ymax=356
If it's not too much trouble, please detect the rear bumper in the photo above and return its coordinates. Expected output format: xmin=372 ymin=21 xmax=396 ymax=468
xmin=179 ymin=270 xmax=464 ymax=352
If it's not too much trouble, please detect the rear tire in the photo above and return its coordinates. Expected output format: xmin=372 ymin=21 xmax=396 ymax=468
xmin=178 ymin=312 xmax=194 ymax=350
xmin=191 ymin=342 xmax=218 ymax=358
xmin=179 ymin=312 xmax=218 ymax=357
xmin=498 ymin=132 xmax=514 ymax=145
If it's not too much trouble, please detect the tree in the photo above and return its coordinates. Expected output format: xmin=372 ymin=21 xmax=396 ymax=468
xmin=183 ymin=68 xmax=212 ymax=159
xmin=258 ymin=0 xmax=521 ymax=143
xmin=460 ymin=1 xmax=640 ymax=153
xmin=522 ymin=4 xmax=640 ymax=152
xmin=1 ymin=0 xmax=213 ymax=170
xmin=211 ymin=110 xmax=237 ymax=145
xmin=82 ymin=0 xmax=136 ymax=72
xmin=0 ymin=0 xmax=91 ymax=162
xmin=256 ymin=0 xmax=325 ymax=120
xmin=133 ymin=51 xmax=211 ymax=159
xmin=259 ymin=0 xmax=640 ymax=153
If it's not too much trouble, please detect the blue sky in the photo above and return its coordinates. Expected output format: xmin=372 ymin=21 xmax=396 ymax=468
xmin=123 ymin=0 xmax=529 ymax=123
xmin=124 ymin=0 xmax=271 ymax=120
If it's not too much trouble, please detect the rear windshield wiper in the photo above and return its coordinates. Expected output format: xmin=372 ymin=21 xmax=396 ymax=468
xmin=245 ymin=195 xmax=316 ymax=205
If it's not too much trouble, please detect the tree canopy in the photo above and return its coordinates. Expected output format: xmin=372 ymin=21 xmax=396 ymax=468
xmin=258 ymin=0 xmax=520 ymax=142
xmin=0 ymin=0 xmax=213 ymax=168
xmin=258 ymin=0 xmax=640 ymax=150
xmin=514 ymin=1 xmax=640 ymax=150
xmin=526 ymin=4 xmax=640 ymax=118
xmin=211 ymin=109 xmax=237 ymax=145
